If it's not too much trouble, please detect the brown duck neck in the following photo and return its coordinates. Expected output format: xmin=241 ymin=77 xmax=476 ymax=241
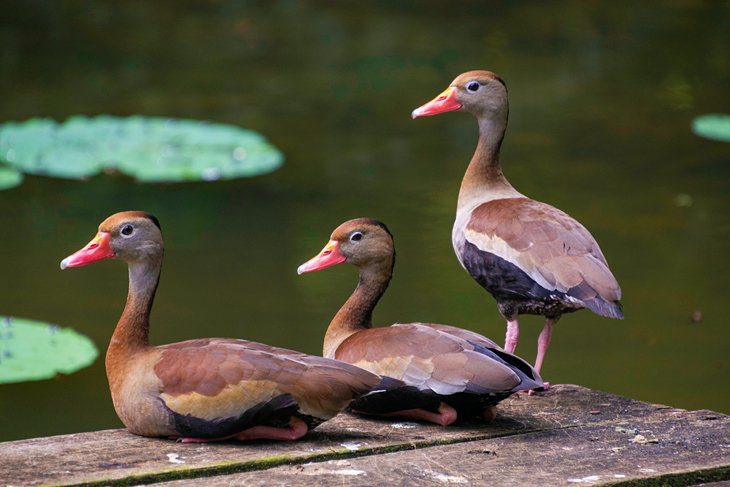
xmin=323 ymin=259 xmax=393 ymax=359
xmin=106 ymin=256 xmax=162 ymax=374
xmin=457 ymin=116 xmax=519 ymax=211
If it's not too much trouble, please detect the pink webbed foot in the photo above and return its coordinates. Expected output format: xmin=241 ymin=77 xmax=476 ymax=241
xmin=178 ymin=436 xmax=217 ymax=444
xmin=355 ymin=402 xmax=458 ymax=426
xmin=175 ymin=417 xmax=308 ymax=443
xmin=527 ymin=381 xmax=550 ymax=396
xmin=234 ymin=417 xmax=308 ymax=441
xmin=513 ymin=381 xmax=550 ymax=396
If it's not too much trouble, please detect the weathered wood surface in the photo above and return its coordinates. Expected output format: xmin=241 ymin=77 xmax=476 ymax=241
xmin=167 ymin=403 xmax=729 ymax=486
xmin=0 ymin=385 xmax=728 ymax=486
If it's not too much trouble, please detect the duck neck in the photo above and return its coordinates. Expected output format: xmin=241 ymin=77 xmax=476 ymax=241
xmin=457 ymin=116 xmax=518 ymax=211
xmin=106 ymin=256 xmax=162 ymax=369
xmin=323 ymin=259 xmax=393 ymax=359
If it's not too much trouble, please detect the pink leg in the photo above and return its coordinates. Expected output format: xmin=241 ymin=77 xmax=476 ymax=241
xmin=356 ymin=402 xmax=457 ymax=426
xmin=534 ymin=319 xmax=556 ymax=374
xmin=525 ymin=319 xmax=557 ymax=396
xmin=177 ymin=417 xmax=308 ymax=443
xmin=504 ymin=318 xmax=520 ymax=354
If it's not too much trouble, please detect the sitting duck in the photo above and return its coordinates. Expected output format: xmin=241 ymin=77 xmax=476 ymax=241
xmin=60 ymin=211 xmax=382 ymax=442
xmin=298 ymin=218 xmax=542 ymax=425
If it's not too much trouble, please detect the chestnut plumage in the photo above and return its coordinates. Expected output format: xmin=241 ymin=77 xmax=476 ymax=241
xmin=299 ymin=219 xmax=542 ymax=425
xmin=413 ymin=70 xmax=623 ymax=375
xmin=61 ymin=211 xmax=381 ymax=442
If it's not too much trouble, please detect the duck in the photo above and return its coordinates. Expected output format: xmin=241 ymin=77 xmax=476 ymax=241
xmin=297 ymin=218 xmax=542 ymax=425
xmin=411 ymin=70 xmax=623 ymax=376
xmin=60 ymin=211 xmax=382 ymax=442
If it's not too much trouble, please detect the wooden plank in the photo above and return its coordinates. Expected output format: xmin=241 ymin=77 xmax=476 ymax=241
xmin=168 ymin=406 xmax=729 ymax=486
xmin=0 ymin=385 xmax=726 ymax=486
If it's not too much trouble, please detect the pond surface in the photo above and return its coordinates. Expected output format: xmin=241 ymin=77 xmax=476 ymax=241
xmin=0 ymin=1 xmax=728 ymax=441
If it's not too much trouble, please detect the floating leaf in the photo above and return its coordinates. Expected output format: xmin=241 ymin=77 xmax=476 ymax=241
xmin=692 ymin=114 xmax=730 ymax=142
xmin=0 ymin=165 xmax=23 ymax=191
xmin=0 ymin=316 xmax=98 ymax=384
xmin=0 ymin=115 xmax=284 ymax=182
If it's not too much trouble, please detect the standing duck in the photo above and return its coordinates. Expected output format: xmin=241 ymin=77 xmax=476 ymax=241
xmin=412 ymin=70 xmax=623 ymax=375
xmin=60 ymin=211 xmax=381 ymax=442
xmin=298 ymin=218 xmax=542 ymax=425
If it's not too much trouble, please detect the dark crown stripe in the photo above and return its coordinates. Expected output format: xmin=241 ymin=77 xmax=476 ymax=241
xmin=362 ymin=219 xmax=393 ymax=239
xmin=145 ymin=213 xmax=162 ymax=230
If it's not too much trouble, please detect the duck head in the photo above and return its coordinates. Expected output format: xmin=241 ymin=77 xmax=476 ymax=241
xmin=411 ymin=70 xmax=508 ymax=122
xmin=297 ymin=218 xmax=394 ymax=274
xmin=60 ymin=211 xmax=163 ymax=269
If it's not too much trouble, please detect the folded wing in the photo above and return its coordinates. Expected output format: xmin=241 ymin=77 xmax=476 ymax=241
xmin=464 ymin=198 xmax=622 ymax=317
xmin=153 ymin=338 xmax=379 ymax=437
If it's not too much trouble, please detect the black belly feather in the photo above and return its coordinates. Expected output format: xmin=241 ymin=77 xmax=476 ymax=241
xmin=162 ymin=394 xmax=322 ymax=439
xmin=351 ymin=384 xmax=441 ymax=414
xmin=350 ymin=385 xmax=513 ymax=420
xmin=461 ymin=241 xmax=584 ymax=319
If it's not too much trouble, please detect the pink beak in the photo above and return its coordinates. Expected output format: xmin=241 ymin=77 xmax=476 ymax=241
xmin=411 ymin=86 xmax=462 ymax=119
xmin=297 ymin=240 xmax=346 ymax=274
xmin=60 ymin=232 xmax=115 ymax=269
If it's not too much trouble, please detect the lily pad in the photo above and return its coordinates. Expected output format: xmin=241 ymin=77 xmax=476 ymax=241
xmin=692 ymin=114 xmax=730 ymax=142
xmin=0 ymin=316 xmax=98 ymax=384
xmin=0 ymin=165 xmax=23 ymax=191
xmin=0 ymin=115 xmax=284 ymax=182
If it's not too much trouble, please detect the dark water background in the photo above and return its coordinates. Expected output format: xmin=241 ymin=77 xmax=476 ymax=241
xmin=0 ymin=1 xmax=728 ymax=441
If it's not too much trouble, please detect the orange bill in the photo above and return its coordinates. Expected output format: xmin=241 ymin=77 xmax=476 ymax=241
xmin=411 ymin=86 xmax=461 ymax=119
xmin=297 ymin=240 xmax=346 ymax=274
xmin=60 ymin=232 xmax=115 ymax=269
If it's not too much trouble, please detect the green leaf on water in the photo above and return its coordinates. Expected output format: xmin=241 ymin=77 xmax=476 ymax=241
xmin=692 ymin=114 xmax=730 ymax=142
xmin=0 ymin=316 xmax=98 ymax=384
xmin=0 ymin=165 xmax=23 ymax=191
xmin=0 ymin=115 xmax=284 ymax=182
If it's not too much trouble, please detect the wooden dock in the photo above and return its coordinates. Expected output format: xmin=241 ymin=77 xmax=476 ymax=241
xmin=1 ymin=385 xmax=728 ymax=486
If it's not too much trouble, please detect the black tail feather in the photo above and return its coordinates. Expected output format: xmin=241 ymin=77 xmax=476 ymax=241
xmin=351 ymin=384 xmax=440 ymax=414
xmin=584 ymin=298 xmax=624 ymax=319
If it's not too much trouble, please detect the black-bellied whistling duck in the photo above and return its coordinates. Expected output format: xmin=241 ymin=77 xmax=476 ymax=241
xmin=60 ymin=211 xmax=381 ymax=442
xmin=297 ymin=218 xmax=542 ymax=425
xmin=411 ymin=70 xmax=623 ymax=376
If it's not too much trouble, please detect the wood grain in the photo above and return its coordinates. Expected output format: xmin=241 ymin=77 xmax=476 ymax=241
xmin=1 ymin=385 xmax=727 ymax=486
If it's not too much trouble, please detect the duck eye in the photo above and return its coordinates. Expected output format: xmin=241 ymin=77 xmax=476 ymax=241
xmin=121 ymin=224 xmax=134 ymax=236
xmin=467 ymin=81 xmax=480 ymax=92
xmin=350 ymin=232 xmax=363 ymax=242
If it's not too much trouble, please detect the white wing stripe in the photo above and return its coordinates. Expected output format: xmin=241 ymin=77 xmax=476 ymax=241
xmin=464 ymin=228 xmax=558 ymax=292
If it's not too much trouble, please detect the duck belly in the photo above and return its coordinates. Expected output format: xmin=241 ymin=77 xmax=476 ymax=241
xmin=109 ymin=369 xmax=177 ymax=437
xmin=160 ymin=394 xmax=322 ymax=439
xmin=457 ymin=239 xmax=583 ymax=319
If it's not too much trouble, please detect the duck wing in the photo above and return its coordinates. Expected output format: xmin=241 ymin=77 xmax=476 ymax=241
xmin=153 ymin=338 xmax=379 ymax=438
xmin=462 ymin=197 xmax=623 ymax=318
xmin=419 ymin=323 xmax=500 ymax=349
xmin=335 ymin=324 xmax=538 ymax=396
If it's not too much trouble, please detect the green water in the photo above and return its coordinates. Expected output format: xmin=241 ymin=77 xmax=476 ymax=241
xmin=0 ymin=1 xmax=728 ymax=441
